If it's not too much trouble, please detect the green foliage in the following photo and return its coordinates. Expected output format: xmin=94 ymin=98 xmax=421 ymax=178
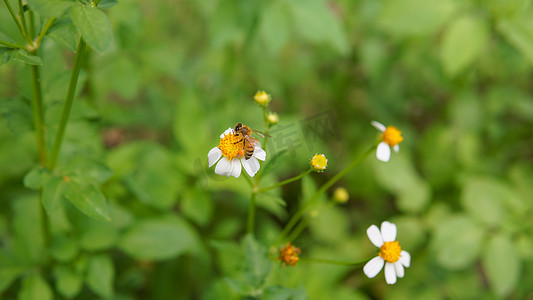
xmin=70 ymin=3 xmax=112 ymax=52
xmin=118 ymin=216 xmax=200 ymax=260
xmin=1 ymin=0 xmax=533 ymax=298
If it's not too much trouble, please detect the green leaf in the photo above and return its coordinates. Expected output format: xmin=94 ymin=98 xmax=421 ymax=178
xmin=0 ymin=97 xmax=33 ymax=134
xmin=0 ymin=251 xmax=26 ymax=293
xmin=483 ymin=233 xmax=520 ymax=297
xmin=0 ymin=47 xmax=13 ymax=65
xmin=377 ymin=0 xmax=457 ymax=37
xmin=242 ymin=234 xmax=271 ymax=288
xmin=50 ymin=236 xmax=79 ymax=262
xmin=53 ymin=265 xmax=83 ymax=299
xmin=59 ymin=155 xmax=113 ymax=184
xmin=287 ymin=0 xmax=349 ymax=55
xmin=48 ymin=20 xmax=78 ymax=51
xmin=122 ymin=144 xmax=182 ymax=209
xmin=79 ymin=220 xmax=119 ymax=251
xmin=18 ymin=273 xmax=53 ymax=300
xmin=12 ymin=50 xmax=42 ymax=66
xmin=440 ymin=15 xmax=489 ymax=76
xmin=27 ymin=0 xmax=75 ymax=18
xmin=98 ymin=0 xmax=118 ymax=9
xmin=263 ymin=285 xmax=308 ymax=300
xmin=259 ymin=1 xmax=291 ymax=55
xmin=42 ymin=175 xmax=67 ymax=213
xmin=119 ymin=216 xmax=200 ymax=260
xmin=373 ymin=152 xmax=431 ymax=213
xmin=210 ymin=240 xmax=242 ymax=275
xmin=12 ymin=196 xmax=45 ymax=264
xmin=86 ymin=254 xmax=114 ymax=299
xmin=63 ymin=177 xmax=111 ymax=221
xmin=461 ymin=176 xmax=512 ymax=226
xmin=498 ymin=17 xmax=533 ymax=66
xmin=181 ymin=189 xmax=213 ymax=226
xmin=431 ymin=214 xmax=485 ymax=270
xmin=22 ymin=166 xmax=49 ymax=190
xmin=70 ymin=4 xmax=112 ymax=52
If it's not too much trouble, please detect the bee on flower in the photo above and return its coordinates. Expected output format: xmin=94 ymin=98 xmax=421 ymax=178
xmin=207 ymin=123 xmax=267 ymax=178
xmin=363 ymin=221 xmax=411 ymax=285
xmin=371 ymin=121 xmax=403 ymax=162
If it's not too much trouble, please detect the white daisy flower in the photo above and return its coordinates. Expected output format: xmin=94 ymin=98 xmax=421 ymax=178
xmin=371 ymin=121 xmax=404 ymax=162
xmin=207 ymin=127 xmax=266 ymax=178
xmin=363 ymin=221 xmax=411 ymax=285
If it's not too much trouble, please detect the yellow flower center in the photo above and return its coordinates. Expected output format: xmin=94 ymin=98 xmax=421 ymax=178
xmin=218 ymin=132 xmax=243 ymax=160
xmin=379 ymin=241 xmax=402 ymax=263
xmin=278 ymin=243 xmax=301 ymax=267
xmin=382 ymin=126 xmax=403 ymax=147
xmin=311 ymin=154 xmax=327 ymax=171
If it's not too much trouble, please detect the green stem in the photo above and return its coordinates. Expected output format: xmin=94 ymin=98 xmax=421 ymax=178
xmin=0 ymin=39 xmax=25 ymax=49
xmin=247 ymin=192 xmax=257 ymax=234
xmin=34 ymin=17 xmax=55 ymax=48
xmin=17 ymin=0 xmax=28 ymax=36
xmin=258 ymin=168 xmax=312 ymax=193
xmin=39 ymin=190 xmax=51 ymax=251
xmin=29 ymin=52 xmax=47 ymax=165
xmin=277 ymin=145 xmax=376 ymax=243
xmin=3 ymin=0 xmax=31 ymax=44
xmin=285 ymin=201 xmax=335 ymax=242
xmin=300 ymin=257 xmax=367 ymax=267
xmin=242 ymin=172 xmax=254 ymax=188
xmin=48 ymin=39 xmax=87 ymax=170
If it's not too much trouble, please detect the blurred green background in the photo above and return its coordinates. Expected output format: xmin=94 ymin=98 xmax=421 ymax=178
xmin=1 ymin=0 xmax=533 ymax=299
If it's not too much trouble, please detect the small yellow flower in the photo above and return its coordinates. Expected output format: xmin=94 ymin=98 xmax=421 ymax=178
xmin=371 ymin=121 xmax=403 ymax=162
xmin=267 ymin=112 xmax=279 ymax=125
xmin=254 ymin=90 xmax=271 ymax=106
xmin=333 ymin=187 xmax=349 ymax=203
xmin=310 ymin=154 xmax=327 ymax=172
xmin=363 ymin=221 xmax=411 ymax=285
xmin=278 ymin=242 xmax=301 ymax=267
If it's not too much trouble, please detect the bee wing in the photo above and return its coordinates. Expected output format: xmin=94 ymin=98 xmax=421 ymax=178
xmin=252 ymin=129 xmax=271 ymax=138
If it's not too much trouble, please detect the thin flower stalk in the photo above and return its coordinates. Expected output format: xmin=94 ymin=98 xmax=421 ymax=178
xmin=277 ymin=145 xmax=376 ymax=243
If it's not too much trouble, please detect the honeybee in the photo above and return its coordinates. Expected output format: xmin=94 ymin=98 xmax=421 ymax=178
xmin=234 ymin=123 xmax=269 ymax=160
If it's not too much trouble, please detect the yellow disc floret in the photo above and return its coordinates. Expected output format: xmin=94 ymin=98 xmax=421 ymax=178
xmin=311 ymin=154 xmax=328 ymax=171
xmin=218 ymin=132 xmax=243 ymax=160
xmin=254 ymin=90 xmax=271 ymax=106
xmin=278 ymin=242 xmax=301 ymax=267
xmin=379 ymin=241 xmax=402 ymax=263
xmin=382 ymin=126 xmax=403 ymax=147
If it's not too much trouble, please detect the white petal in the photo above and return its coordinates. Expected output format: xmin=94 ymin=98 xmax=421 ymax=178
xmin=376 ymin=142 xmax=391 ymax=162
xmin=394 ymin=262 xmax=405 ymax=278
xmin=363 ymin=256 xmax=384 ymax=279
xmin=381 ymin=221 xmax=397 ymax=242
xmin=253 ymin=145 xmax=266 ymax=161
xmin=220 ymin=127 xmax=234 ymax=138
xmin=214 ymin=157 xmax=232 ymax=177
xmin=366 ymin=225 xmax=384 ymax=247
xmin=393 ymin=144 xmax=400 ymax=153
xmin=242 ymin=157 xmax=260 ymax=177
xmin=207 ymin=147 xmax=222 ymax=167
xmin=371 ymin=121 xmax=386 ymax=132
xmin=384 ymin=262 xmax=397 ymax=284
xmin=399 ymin=250 xmax=411 ymax=268
xmin=229 ymin=159 xmax=242 ymax=178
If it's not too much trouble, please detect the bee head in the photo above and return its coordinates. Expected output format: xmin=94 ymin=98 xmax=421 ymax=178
xmin=234 ymin=123 xmax=243 ymax=132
